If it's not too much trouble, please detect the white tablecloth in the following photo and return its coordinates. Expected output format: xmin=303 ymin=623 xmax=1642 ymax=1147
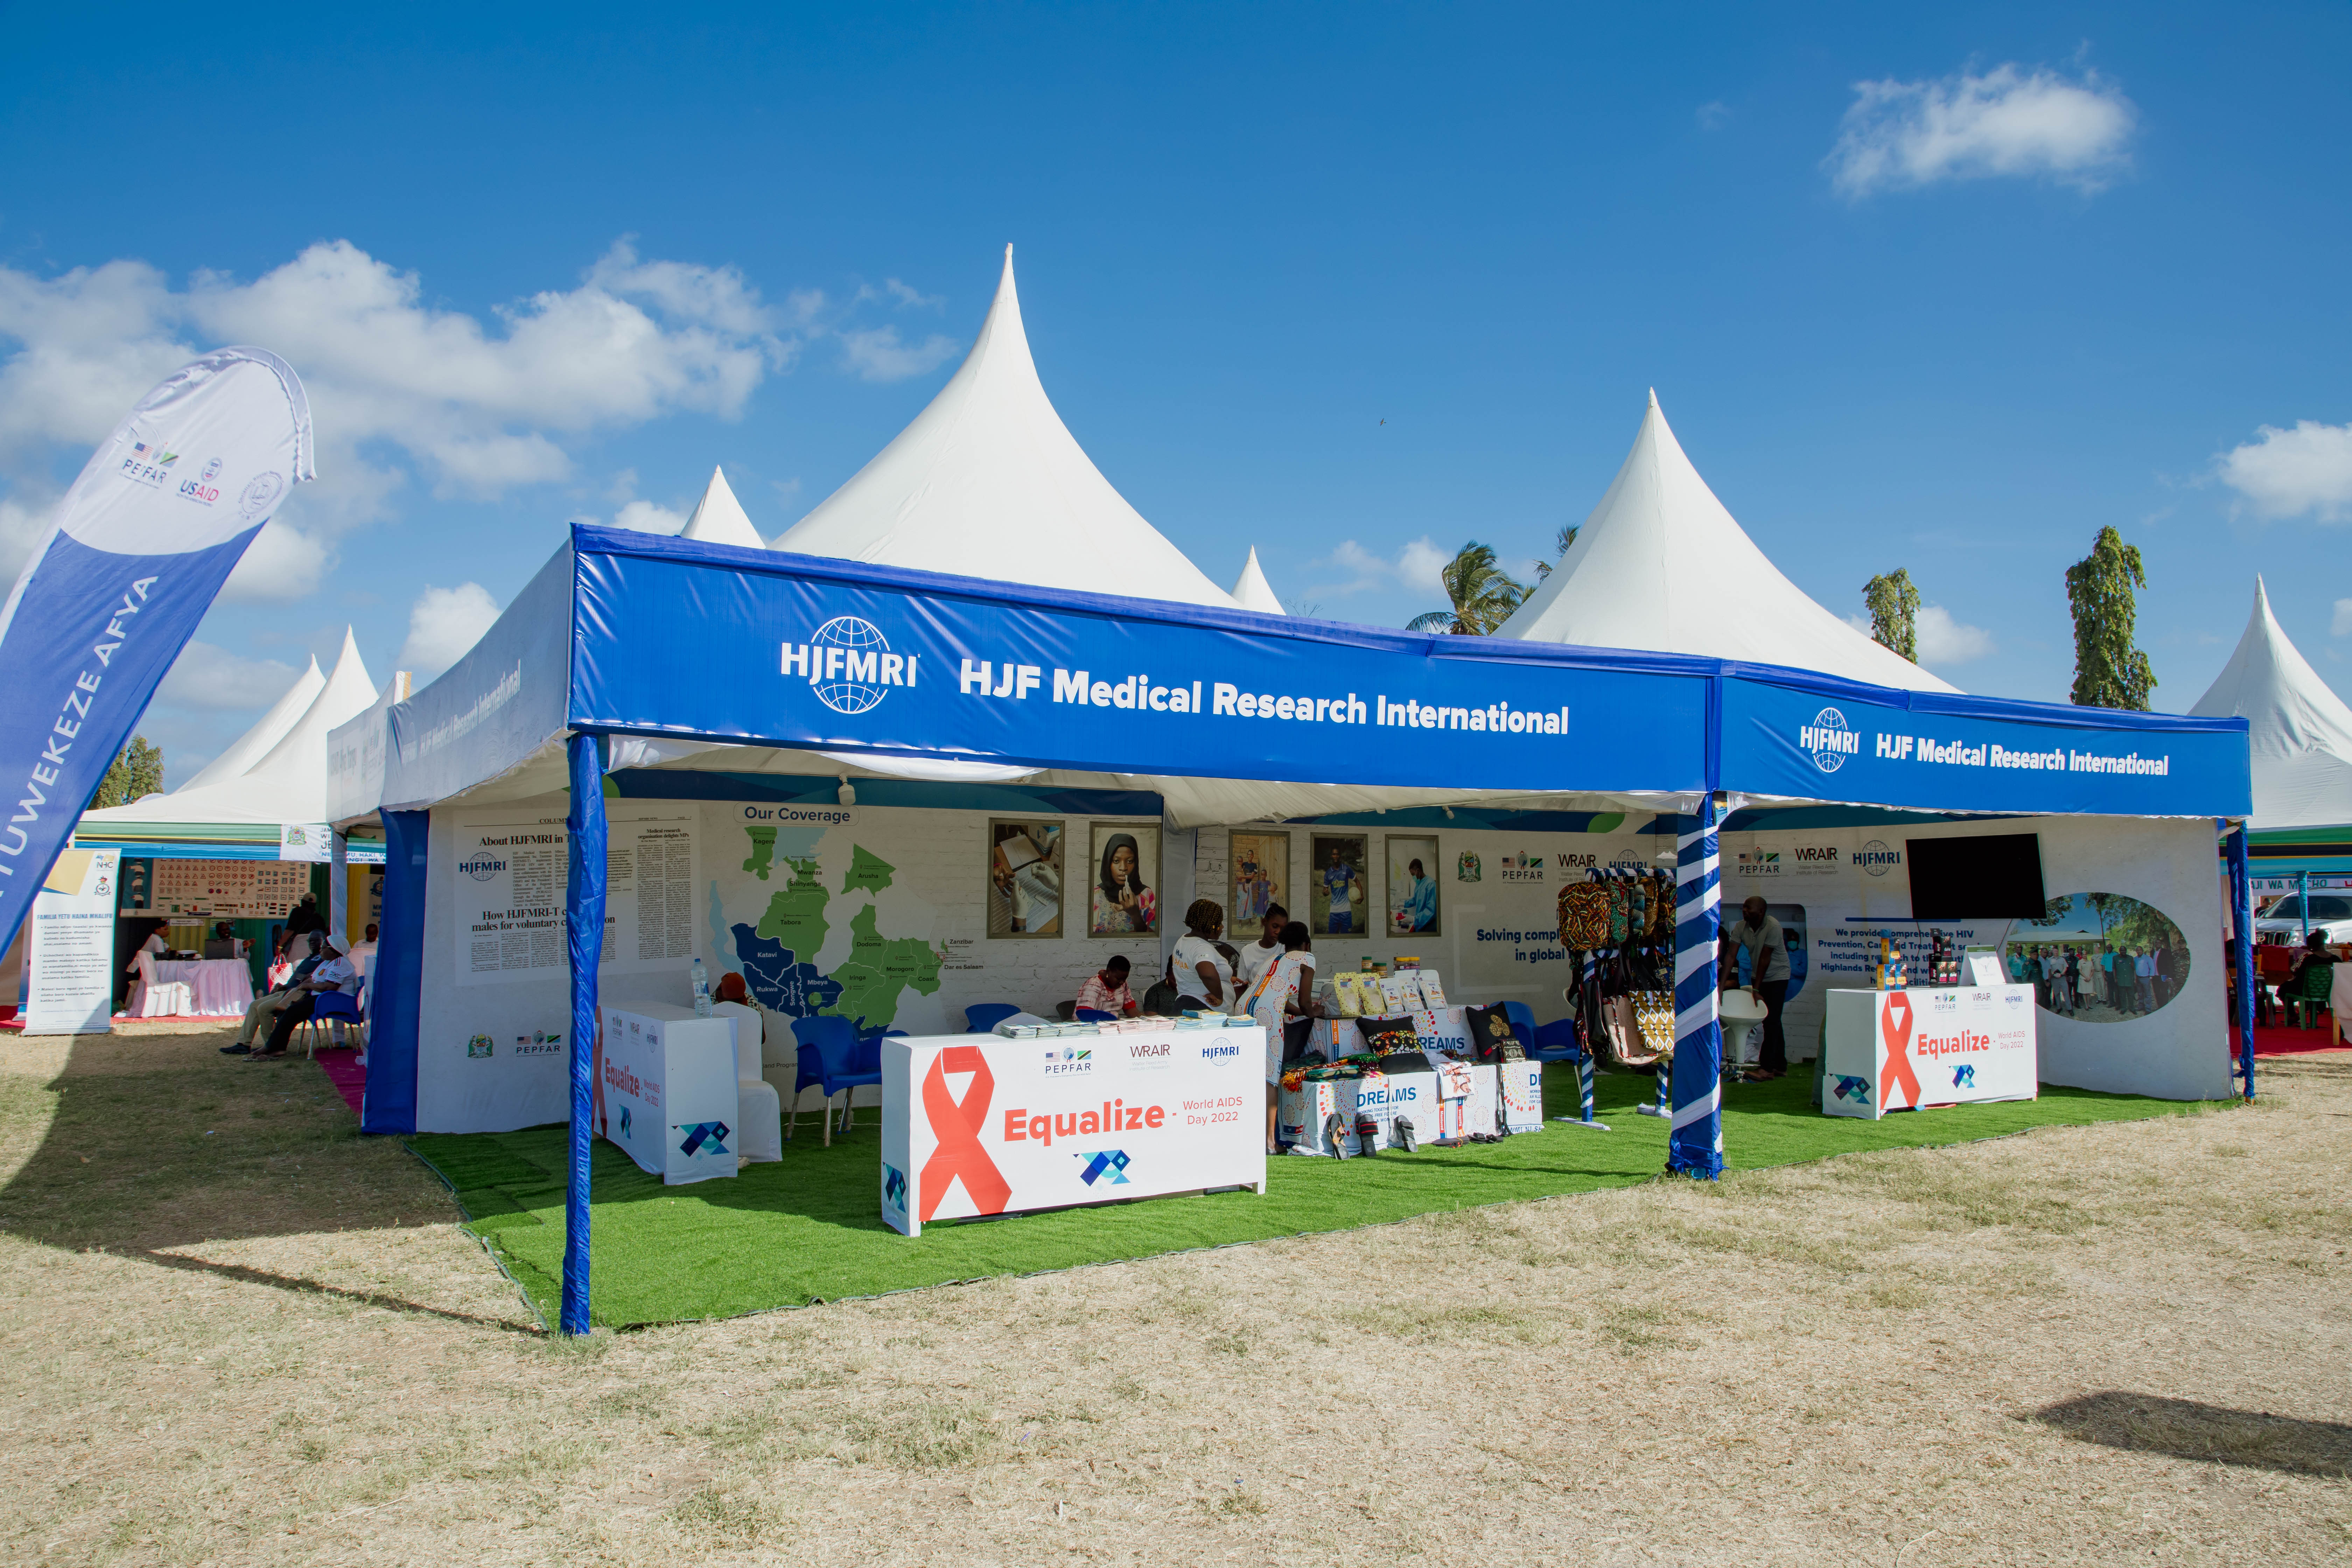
xmin=152 ymin=959 xmax=254 ymax=1017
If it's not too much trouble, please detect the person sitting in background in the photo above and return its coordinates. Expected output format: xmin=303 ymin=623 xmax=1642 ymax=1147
xmin=348 ymin=922 xmax=379 ymax=973
xmin=223 ymin=932 xmax=325 ymax=1055
xmin=1141 ymin=958 xmax=1183 ymax=1017
xmin=1171 ymin=899 xmax=1233 ymax=1011
xmin=125 ymin=920 xmax=167 ymax=974
xmin=253 ymin=942 xmax=362 ymax=1057
xmin=1076 ymin=956 xmax=1140 ymax=1018
xmin=1235 ymin=902 xmax=1291 ymax=992
xmin=285 ymin=893 xmax=324 ymax=937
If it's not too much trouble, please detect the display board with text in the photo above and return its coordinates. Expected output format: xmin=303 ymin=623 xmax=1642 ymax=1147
xmin=1821 ymin=985 xmax=2037 ymax=1120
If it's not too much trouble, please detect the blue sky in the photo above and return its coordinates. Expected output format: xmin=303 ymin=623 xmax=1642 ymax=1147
xmin=2 ymin=4 xmax=2347 ymax=778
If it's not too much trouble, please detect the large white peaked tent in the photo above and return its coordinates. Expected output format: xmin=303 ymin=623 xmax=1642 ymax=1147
xmin=1230 ymin=547 xmax=1287 ymax=614
xmin=2187 ymin=578 xmax=2352 ymax=831
xmin=771 ymin=246 xmax=1238 ymax=609
xmin=678 ymin=466 xmax=765 ymax=548
xmin=83 ymin=630 xmax=382 ymax=830
xmin=175 ymin=653 xmax=325 ymax=792
xmin=1497 ymin=392 xmax=1956 ymax=693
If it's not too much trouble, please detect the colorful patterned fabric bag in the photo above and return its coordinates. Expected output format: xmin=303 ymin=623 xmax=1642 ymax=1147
xmin=1557 ymin=882 xmax=1611 ymax=950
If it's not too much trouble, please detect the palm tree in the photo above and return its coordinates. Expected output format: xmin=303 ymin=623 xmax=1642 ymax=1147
xmin=1531 ymin=524 xmax=1579 ymax=581
xmin=1409 ymin=542 xmax=1530 ymax=635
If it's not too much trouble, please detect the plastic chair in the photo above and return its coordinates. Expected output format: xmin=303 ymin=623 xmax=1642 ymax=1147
xmin=123 ymin=951 xmax=192 ymax=1019
xmin=2285 ymin=962 xmax=2336 ymax=1030
xmin=964 ymin=1003 xmax=1021 ymax=1033
xmin=1499 ymin=1000 xmax=1536 ymax=1053
xmin=1526 ymin=1017 xmax=1582 ymax=1063
xmin=302 ymin=985 xmax=366 ymax=1057
xmin=788 ymin=1015 xmax=882 ymax=1146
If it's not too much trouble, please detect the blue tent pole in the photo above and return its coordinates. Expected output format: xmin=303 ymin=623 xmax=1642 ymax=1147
xmin=2226 ymin=820 xmax=2256 ymax=1101
xmin=561 ymin=732 xmax=609 ymax=1335
xmin=1668 ymin=794 xmax=1724 ymax=1178
xmin=2299 ymin=869 xmax=2310 ymax=947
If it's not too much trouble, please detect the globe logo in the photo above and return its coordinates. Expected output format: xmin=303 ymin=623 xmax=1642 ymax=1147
xmin=811 ymin=616 xmax=892 ymax=715
xmin=1800 ymin=706 xmax=1857 ymax=774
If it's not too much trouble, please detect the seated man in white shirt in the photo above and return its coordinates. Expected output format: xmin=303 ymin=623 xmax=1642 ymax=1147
xmin=252 ymin=943 xmax=363 ymax=1057
xmin=346 ymin=922 xmax=379 ymax=976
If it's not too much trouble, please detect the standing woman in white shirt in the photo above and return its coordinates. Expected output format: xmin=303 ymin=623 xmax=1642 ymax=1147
xmin=1242 ymin=921 xmax=1320 ymax=1153
xmin=1169 ymin=900 xmax=1233 ymax=1012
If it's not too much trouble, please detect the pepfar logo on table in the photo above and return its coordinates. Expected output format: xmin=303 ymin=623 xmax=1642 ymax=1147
xmin=1043 ymin=1044 xmax=1093 ymax=1076
xmin=780 ymin=616 xmax=915 ymax=716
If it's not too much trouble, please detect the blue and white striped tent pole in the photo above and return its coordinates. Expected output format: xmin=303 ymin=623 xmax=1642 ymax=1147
xmin=1670 ymin=796 xmax=1725 ymax=1178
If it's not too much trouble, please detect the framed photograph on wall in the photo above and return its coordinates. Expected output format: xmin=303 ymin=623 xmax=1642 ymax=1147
xmin=1228 ymin=829 xmax=1289 ymax=940
xmin=1386 ymin=834 xmax=1441 ymax=936
xmin=1308 ymin=833 xmax=1368 ymax=937
xmin=1086 ymin=821 xmax=1161 ymax=937
xmin=988 ymin=819 xmax=1064 ymax=938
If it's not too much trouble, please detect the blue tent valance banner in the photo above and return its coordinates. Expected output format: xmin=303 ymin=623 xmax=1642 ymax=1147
xmin=1721 ymin=674 xmax=2251 ymax=817
xmin=567 ymin=528 xmax=1716 ymax=796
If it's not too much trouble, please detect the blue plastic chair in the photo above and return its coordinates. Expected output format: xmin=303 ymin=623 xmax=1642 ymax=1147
xmin=1526 ymin=1017 xmax=1582 ymax=1063
xmin=789 ymin=1015 xmax=881 ymax=1146
xmin=964 ymin=1003 xmax=1021 ymax=1033
xmin=300 ymin=982 xmax=367 ymax=1057
xmin=1500 ymin=1000 xmax=1536 ymax=1053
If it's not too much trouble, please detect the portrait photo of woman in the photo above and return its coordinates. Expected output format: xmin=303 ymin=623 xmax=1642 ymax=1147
xmin=1088 ymin=823 xmax=1160 ymax=936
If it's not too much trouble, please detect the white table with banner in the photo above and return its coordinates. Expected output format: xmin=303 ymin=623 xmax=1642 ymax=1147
xmin=150 ymin=958 xmax=255 ymax=1017
xmin=881 ymin=1024 xmax=1266 ymax=1236
xmin=1820 ymin=986 xmax=2038 ymax=1119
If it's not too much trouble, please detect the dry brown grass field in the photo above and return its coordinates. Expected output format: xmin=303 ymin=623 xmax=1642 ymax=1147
xmin=0 ymin=1024 xmax=2346 ymax=1566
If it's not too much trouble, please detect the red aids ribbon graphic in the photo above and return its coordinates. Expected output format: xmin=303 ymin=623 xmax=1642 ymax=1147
xmin=919 ymin=1045 xmax=1011 ymax=1222
xmin=1879 ymin=993 xmax=1922 ymax=1110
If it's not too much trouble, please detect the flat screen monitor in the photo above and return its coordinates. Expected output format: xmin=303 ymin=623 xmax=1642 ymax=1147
xmin=1906 ymin=833 xmax=2045 ymax=920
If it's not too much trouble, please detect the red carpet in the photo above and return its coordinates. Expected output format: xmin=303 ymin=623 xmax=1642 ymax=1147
xmin=314 ymin=1046 xmax=366 ymax=1115
xmin=2231 ymin=1022 xmax=2346 ymax=1058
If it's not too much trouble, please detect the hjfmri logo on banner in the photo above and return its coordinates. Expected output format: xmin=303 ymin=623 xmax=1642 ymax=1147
xmin=780 ymin=615 xmax=915 ymax=715
xmin=1801 ymin=707 xmax=1859 ymax=774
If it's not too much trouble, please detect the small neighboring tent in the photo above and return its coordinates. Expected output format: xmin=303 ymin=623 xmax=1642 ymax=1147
xmin=1497 ymin=391 xmax=1957 ymax=694
xmin=2188 ymin=578 xmax=2352 ymax=831
xmin=771 ymin=246 xmax=1239 ymax=610
xmin=1230 ymin=547 xmax=1287 ymax=615
xmin=679 ymin=466 xmax=764 ymax=548
xmin=82 ymin=629 xmax=380 ymax=830
xmin=175 ymin=653 xmax=325 ymax=791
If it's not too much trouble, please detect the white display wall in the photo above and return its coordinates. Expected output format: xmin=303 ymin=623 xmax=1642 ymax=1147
xmin=415 ymin=793 xmax=1166 ymax=1133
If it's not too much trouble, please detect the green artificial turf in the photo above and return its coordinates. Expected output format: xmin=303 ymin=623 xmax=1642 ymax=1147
xmin=408 ymin=1066 xmax=2226 ymax=1328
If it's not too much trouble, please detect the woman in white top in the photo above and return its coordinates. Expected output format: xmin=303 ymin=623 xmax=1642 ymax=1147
xmin=1169 ymin=899 xmax=1233 ymax=1012
xmin=1242 ymin=920 xmax=1319 ymax=1151
xmin=1233 ymin=902 xmax=1292 ymax=992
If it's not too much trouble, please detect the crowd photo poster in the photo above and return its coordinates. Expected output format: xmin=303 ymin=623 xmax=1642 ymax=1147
xmin=1386 ymin=834 xmax=1442 ymax=936
xmin=1087 ymin=821 xmax=1160 ymax=937
xmin=1310 ymin=833 xmax=1368 ymax=937
xmin=1228 ymin=830 xmax=1288 ymax=939
xmin=988 ymin=819 xmax=1064 ymax=938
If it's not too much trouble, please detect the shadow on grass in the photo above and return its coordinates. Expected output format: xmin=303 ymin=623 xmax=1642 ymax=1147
xmin=2031 ymin=1391 xmax=2352 ymax=1477
xmin=0 ymin=1030 xmax=533 ymax=1330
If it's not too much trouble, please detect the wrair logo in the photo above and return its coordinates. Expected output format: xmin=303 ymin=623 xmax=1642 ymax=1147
xmin=1791 ymin=846 xmax=1839 ymax=863
xmin=779 ymin=616 xmax=915 ymax=716
xmin=1857 ymin=839 xmax=1900 ymax=877
xmin=460 ymin=855 xmax=506 ymax=882
xmin=1800 ymin=706 xmax=1859 ymax=774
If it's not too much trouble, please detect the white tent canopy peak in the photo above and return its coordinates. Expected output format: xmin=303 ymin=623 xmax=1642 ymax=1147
xmin=1496 ymin=391 xmax=1957 ymax=694
xmin=769 ymin=245 xmax=1239 ymax=609
xmin=679 ymin=465 xmax=764 ymax=549
xmin=1230 ymin=546 xmax=1287 ymax=614
xmin=2187 ymin=576 xmax=2352 ymax=831
xmin=175 ymin=651 xmax=324 ymax=791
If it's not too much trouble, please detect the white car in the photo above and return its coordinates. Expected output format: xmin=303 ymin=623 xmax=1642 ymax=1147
xmin=2254 ymin=892 xmax=2352 ymax=947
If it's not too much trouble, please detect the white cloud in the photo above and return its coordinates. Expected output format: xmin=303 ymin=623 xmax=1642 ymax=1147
xmin=1696 ymin=101 xmax=1730 ymax=131
xmin=218 ymin=519 xmax=333 ymax=603
xmin=398 ymin=582 xmax=502 ymax=680
xmin=0 ymin=238 xmax=798 ymax=547
xmin=2332 ymin=599 xmax=2352 ymax=638
xmin=1308 ymin=537 xmax=1450 ymax=599
xmin=612 ymin=499 xmax=688 ymax=534
xmin=1827 ymin=63 xmax=2136 ymax=197
xmin=1846 ymin=604 xmax=1994 ymax=665
xmin=156 ymin=642 xmax=301 ymax=710
xmin=838 ymin=325 xmax=963 ymax=383
xmin=2216 ymin=419 xmax=2352 ymax=521
xmin=884 ymin=278 xmax=945 ymax=311
xmin=1916 ymin=604 xmax=1995 ymax=665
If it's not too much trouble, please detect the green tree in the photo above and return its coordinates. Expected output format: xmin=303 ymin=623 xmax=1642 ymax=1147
xmin=1530 ymin=523 xmax=1580 ymax=581
xmin=88 ymin=735 xmax=165 ymax=810
xmin=1862 ymin=568 xmax=1921 ymax=662
xmin=1409 ymin=542 xmax=1530 ymax=635
xmin=2065 ymin=526 xmax=2156 ymax=710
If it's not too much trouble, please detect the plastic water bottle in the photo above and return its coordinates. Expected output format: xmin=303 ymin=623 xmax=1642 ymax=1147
xmin=691 ymin=956 xmax=712 ymax=1017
